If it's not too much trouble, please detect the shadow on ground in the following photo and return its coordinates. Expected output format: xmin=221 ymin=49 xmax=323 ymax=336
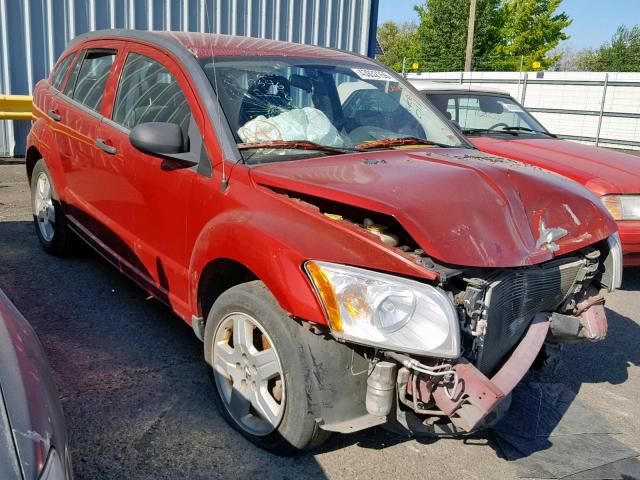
xmin=1 ymin=218 xmax=639 ymax=479
xmin=0 ymin=221 xmax=326 ymax=479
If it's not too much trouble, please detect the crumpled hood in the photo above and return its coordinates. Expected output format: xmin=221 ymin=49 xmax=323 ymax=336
xmin=471 ymin=136 xmax=640 ymax=195
xmin=250 ymin=148 xmax=617 ymax=268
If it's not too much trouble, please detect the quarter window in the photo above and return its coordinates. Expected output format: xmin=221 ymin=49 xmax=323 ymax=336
xmin=72 ymin=50 xmax=116 ymax=112
xmin=50 ymin=54 xmax=75 ymax=91
xmin=112 ymin=53 xmax=191 ymax=132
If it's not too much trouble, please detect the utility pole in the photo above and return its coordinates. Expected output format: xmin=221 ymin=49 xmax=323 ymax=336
xmin=464 ymin=0 xmax=477 ymax=72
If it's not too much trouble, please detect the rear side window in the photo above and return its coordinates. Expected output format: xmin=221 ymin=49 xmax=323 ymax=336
xmin=50 ymin=54 xmax=75 ymax=91
xmin=72 ymin=50 xmax=116 ymax=112
xmin=112 ymin=53 xmax=191 ymax=132
xmin=63 ymin=54 xmax=83 ymax=96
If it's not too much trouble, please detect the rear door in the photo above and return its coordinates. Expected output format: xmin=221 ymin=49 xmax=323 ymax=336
xmin=52 ymin=44 xmax=128 ymax=244
xmin=98 ymin=43 xmax=207 ymax=316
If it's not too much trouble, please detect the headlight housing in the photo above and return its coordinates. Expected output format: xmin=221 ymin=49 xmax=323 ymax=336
xmin=601 ymin=195 xmax=640 ymax=220
xmin=305 ymin=261 xmax=460 ymax=357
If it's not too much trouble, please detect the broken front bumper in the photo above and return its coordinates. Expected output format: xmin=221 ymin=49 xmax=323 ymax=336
xmin=432 ymin=313 xmax=549 ymax=432
xmin=404 ymin=297 xmax=609 ymax=433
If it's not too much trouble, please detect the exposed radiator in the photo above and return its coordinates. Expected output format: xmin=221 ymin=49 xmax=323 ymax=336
xmin=474 ymin=256 xmax=586 ymax=375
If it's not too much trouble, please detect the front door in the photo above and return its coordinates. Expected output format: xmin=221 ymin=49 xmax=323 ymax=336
xmin=98 ymin=45 xmax=207 ymax=318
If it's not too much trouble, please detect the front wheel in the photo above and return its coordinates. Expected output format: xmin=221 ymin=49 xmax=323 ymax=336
xmin=204 ymin=281 xmax=331 ymax=455
xmin=30 ymin=159 xmax=76 ymax=255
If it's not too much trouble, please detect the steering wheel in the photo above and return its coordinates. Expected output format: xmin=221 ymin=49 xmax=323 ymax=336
xmin=488 ymin=122 xmax=510 ymax=131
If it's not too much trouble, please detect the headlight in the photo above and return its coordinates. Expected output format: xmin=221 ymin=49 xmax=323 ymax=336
xmin=305 ymin=261 xmax=460 ymax=357
xmin=601 ymin=195 xmax=640 ymax=220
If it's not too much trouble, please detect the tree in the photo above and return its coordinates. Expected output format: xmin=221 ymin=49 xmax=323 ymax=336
xmin=547 ymin=45 xmax=591 ymax=71
xmin=412 ymin=0 xmax=503 ymax=71
xmin=377 ymin=0 xmax=573 ymax=73
xmin=402 ymin=0 xmax=572 ymax=72
xmin=376 ymin=21 xmax=418 ymax=72
xmin=495 ymin=0 xmax=572 ymax=70
xmin=577 ymin=25 xmax=640 ymax=72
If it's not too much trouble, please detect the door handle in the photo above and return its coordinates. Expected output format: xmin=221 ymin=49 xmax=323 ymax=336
xmin=95 ymin=138 xmax=117 ymax=155
xmin=47 ymin=109 xmax=61 ymax=121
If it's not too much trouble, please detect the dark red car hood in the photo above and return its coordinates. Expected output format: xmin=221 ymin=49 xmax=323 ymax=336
xmin=250 ymin=148 xmax=616 ymax=268
xmin=471 ymin=136 xmax=640 ymax=195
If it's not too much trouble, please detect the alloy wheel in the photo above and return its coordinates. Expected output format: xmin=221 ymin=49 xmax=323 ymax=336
xmin=34 ymin=172 xmax=55 ymax=242
xmin=211 ymin=312 xmax=286 ymax=436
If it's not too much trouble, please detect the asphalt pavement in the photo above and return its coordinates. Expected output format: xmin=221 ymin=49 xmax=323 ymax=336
xmin=1 ymin=160 xmax=639 ymax=480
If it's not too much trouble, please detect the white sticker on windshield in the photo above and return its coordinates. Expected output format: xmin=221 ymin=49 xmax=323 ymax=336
xmin=500 ymin=101 xmax=524 ymax=112
xmin=352 ymin=67 xmax=396 ymax=81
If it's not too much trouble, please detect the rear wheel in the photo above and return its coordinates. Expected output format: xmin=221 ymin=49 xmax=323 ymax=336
xmin=30 ymin=159 xmax=76 ymax=255
xmin=204 ymin=281 xmax=331 ymax=455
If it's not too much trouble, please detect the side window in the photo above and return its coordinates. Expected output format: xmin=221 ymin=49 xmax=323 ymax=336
xmin=50 ymin=54 xmax=75 ymax=91
xmin=63 ymin=53 xmax=83 ymax=96
xmin=112 ymin=53 xmax=191 ymax=133
xmin=446 ymin=98 xmax=457 ymax=122
xmin=72 ymin=50 xmax=116 ymax=112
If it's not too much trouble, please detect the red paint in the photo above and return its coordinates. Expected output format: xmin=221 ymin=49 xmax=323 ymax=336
xmin=27 ymin=33 xmax=617 ymax=332
xmin=251 ymin=148 xmax=616 ymax=267
xmin=471 ymin=136 xmax=640 ymax=264
xmin=157 ymin=31 xmax=373 ymax=61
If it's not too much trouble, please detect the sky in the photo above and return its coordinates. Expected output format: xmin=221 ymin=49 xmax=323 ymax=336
xmin=377 ymin=0 xmax=640 ymax=49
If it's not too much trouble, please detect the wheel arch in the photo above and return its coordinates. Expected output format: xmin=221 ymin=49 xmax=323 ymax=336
xmin=25 ymin=145 xmax=42 ymax=183
xmin=197 ymin=258 xmax=259 ymax=321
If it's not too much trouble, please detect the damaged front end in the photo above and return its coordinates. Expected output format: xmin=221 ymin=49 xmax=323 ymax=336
xmin=307 ymin=234 xmax=622 ymax=437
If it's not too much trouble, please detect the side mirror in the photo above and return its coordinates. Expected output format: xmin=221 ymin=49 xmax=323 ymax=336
xmin=129 ymin=122 xmax=199 ymax=168
xmin=130 ymin=122 xmax=186 ymax=155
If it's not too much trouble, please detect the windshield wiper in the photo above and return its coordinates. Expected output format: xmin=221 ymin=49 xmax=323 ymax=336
xmin=356 ymin=136 xmax=454 ymax=150
xmin=237 ymin=140 xmax=362 ymax=155
xmin=502 ymin=126 xmax=556 ymax=137
xmin=462 ymin=128 xmax=518 ymax=136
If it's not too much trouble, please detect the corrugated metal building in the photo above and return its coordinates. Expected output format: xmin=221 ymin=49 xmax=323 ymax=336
xmin=0 ymin=0 xmax=380 ymax=156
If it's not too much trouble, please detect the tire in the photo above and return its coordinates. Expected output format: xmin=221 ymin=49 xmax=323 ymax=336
xmin=30 ymin=159 xmax=77 ymax=256
xmin=204 ymin=280 xmax=331 ymax=455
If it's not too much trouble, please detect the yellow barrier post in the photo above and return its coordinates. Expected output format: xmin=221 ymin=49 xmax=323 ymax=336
xmin=0 ymin=94 xmax=34 ymax=120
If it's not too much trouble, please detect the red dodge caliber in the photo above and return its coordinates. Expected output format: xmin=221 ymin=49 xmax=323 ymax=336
xmin=415 ymin=82 xmax=640 ymax=267
xmin=28 ymin=30 xmax=622 ymax=455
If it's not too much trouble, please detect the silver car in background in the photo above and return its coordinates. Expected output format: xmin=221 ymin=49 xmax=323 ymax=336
xmin=0 ymin=288 xmax=72 ymax=479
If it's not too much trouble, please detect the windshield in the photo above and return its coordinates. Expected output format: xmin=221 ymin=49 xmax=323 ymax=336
xmin=425 ymin=93 xmax=549 ymax=137
xmin=199 ymin=56 xmax=466 ymax=163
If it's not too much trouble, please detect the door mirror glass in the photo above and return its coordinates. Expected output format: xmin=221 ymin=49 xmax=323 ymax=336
xmin=129 ymin=122 xmax=187 ymax=156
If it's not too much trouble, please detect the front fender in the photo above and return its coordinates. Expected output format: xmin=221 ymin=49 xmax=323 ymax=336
xmin=188 ymin=172 xmax=443 ymax=326
xmin=188 ymin=209 xmax=327 ymax=324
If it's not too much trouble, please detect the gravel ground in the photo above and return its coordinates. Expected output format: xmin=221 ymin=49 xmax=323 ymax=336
xmin=1 ymin=160 xmax=639 ymax=480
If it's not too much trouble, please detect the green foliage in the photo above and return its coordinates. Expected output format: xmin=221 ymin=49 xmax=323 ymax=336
xmin=413 ymin=0 xmax=502 ymax=71
xmin=376 ymin=0 xmax=573 ymax=72
xmin=495 ymin=0 xmax=572 ymax=70
xmin=377 ymin=21 xmax=419 ymax=72
xmin=576 ymin=25 xmax=640 ymax=72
